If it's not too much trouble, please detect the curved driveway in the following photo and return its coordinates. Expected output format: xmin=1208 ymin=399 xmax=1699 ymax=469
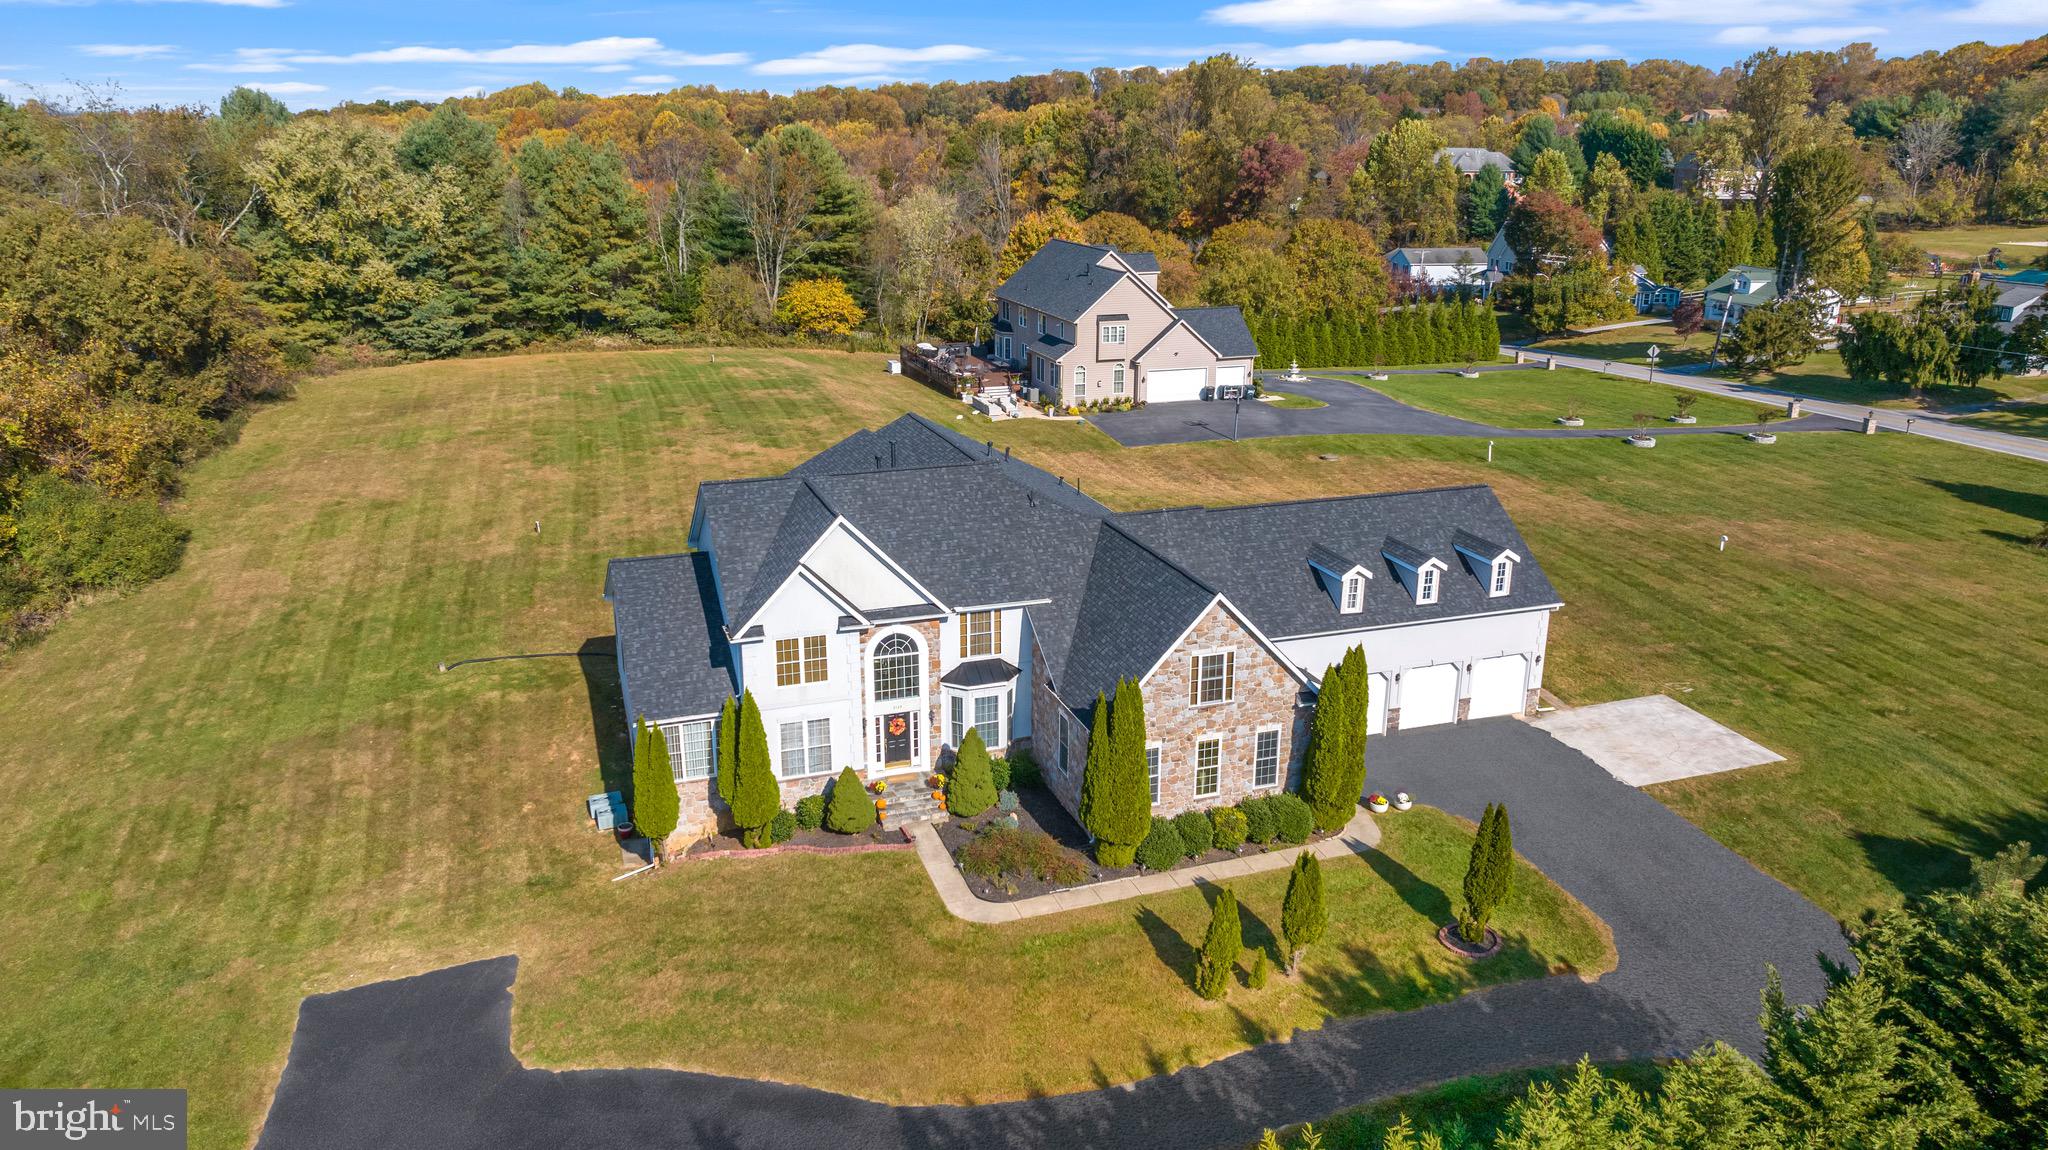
xmin=1087 ymin=372 xmax=1854 ymax=447
xmin=256 ymin=720 xmax=1848 ymax=1150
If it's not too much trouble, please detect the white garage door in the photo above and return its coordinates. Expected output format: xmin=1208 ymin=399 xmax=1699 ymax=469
xmin=1214 ymin=365 xmax=1246 ymax=391
xmin=1468 ymin=655 xmax=1528 ymax=719
xmin=1400 ymin=664 xmax=1459 ymax=729
xmin=1367 ymin=673 xmax=1388 ymax=736
xmin=1146 ymin=367 xmax=1206 ymax=403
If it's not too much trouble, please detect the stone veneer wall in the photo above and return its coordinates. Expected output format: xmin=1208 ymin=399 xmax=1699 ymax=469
xmin=854 ymin=618 xmax=945 ymax=771
xmin=1034 ymin=603 xmax=1311 ymax=830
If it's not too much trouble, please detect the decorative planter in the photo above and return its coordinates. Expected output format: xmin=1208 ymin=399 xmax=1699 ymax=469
xmin=1366 ymin=797 xmax=1390 ymax=813
xmin=1437 ymin=923 xmax=1503 ymax=960
xmin=1668 ymin=414 xmax=1697 ymax=424
xmin=1555 ymin=416 xmax=1585 ymax=427
xmin=1627 ymin=434 xmax=1657 ymax=448
xmin=1367 ymin=372 xmax=1390 ymax=381
xmin=1747 ymin=432 xmax=1777 ymax=444
xmin=1393 ymin=792 xmax=1413 ymax=812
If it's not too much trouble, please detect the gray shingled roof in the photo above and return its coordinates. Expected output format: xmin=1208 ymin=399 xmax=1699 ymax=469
xmin=940 ymin=658 xmax=1020 ymax=688
xmin=1435 ymin=146 xmax=1515 ymax=175
xmin=1390 ymin=246 xmax=1489 ymax=267
xmin=1177 ymin=307 xmax=1258 ymax=359
xmin=604 ymin=552 xmax=734 ymax=721
xmin=995 ymin=239 xmax=1153 ymax=321
xmin=1112 ymin=486 xmax=1561 ymax=639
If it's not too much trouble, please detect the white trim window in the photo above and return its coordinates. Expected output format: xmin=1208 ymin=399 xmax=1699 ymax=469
xmin=777 ymin=718 xmax=833 ymax=778
xmin=1101 ymin=322 xmax=1127 ymax=346
xmin=1194 ymin=738 xmax=1221 ymax=797
xmin=662 ymin=719 xmax=715 ymax=782
xmin=775 ymin=635 xmax=828 ymax=686
xmin=950 ymin=695 xmax=965 ymax=746
xmin=872 ymin=634 xmax=920 ymax=701
xmin=1253 ymin=728 xmax=1280 ymax=789
xmin=959 ymin=610 xmax=1002 ymax=658
xmin=1112 ymin=365 xmax=1126 ymax=395
xmin=1146 ymin=745 xmax=1161 ymax=805
xmin=1341 ymin=573 xmax=1365 ymax=614
xmin=1190 ymin=651 xmax=1236 ymax=705
xmin=1490 ymin=558 xmax=1513 ymax=597
xmin=1418 ymin=566 xmax=1439 ymax=605
xmin=973 ymin=694 xmax=1002 ymax=748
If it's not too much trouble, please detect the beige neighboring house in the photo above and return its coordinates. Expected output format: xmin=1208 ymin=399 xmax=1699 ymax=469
xmin=991 ymin=239 xmax=1258 ymax=405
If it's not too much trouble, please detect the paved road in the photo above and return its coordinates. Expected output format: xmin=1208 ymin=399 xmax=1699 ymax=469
xmin=1511 ymin=346 xmax=2048 ymax=464
xmin=256 ymin=721 xmax=1847 ymax=1150
xmin=1088 ymin=372 xmax=1853 ymax=447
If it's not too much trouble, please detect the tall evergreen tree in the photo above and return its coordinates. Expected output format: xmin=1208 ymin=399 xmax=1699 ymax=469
xmin=1336 ymin=645 xmax=1370 ymax=812
xmin=728 ymin=689 xmax=781 ymax=847
xmin=1080 ymin=691 xmax=1144 ymax=865
xmin=1463 ymin=163 xmax=1511 ymax=240
xmin=715 ymin=695 xmax=738 ymax=808
xmin=512 ymin=135 xmax=664 ymax=335
xmin=394 ymin=103 xmax=518 ymax=354
xmin=1302 ymin=660 xmax=1357 ymax=832
xmin=1282 ymin=852 xmax=1327 ymax=972
xmin=1459 ymin=802 xmax=1513 ymax=944
xmin=1194 ymin=886 xmax=1243 ymax=1000
xmin=631 ymin=718 xmax=680 ymax=861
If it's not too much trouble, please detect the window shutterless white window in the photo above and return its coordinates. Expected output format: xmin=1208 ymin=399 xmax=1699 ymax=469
xmin=1491 ymin=559 xmax=1512 ymax=596
xmin=1254 ymin=728 xmax=1280 ymax=788
xmin=1074 ymin=366 xmax=1085 ymax=390
xmin=1342 ymin=573 xmax=1364 ymax=613
xmin=777 ymin=718 xmax=833 ymax=777
xmin=1190 ymin=651 xmax=1235 ymax=705
xmin=776 ymin=635 xmax=828 ymax=686
xmin=1101 ymin=323 xmax=1126 ymax=345
xmin=1112 ymin=365 xmax=1126 ymax=394
xmin=1194 ymin=738 xmax=1221 ymax=797
xmin=959 ymin=610 xmax=1001 ymax=657
xmin=873 ymin=634 xmax=920 ymax=700
xmin=1418 ymin=567 xmax=1439 ymax=604
xmin=974 ymin=694 xmax=1001 ymax=747
xmin=662 ymin=719 xmax=715 ymax=782
xmin=1146 ymin=745 xmax=1161 ymax=805
xmin=950 ymin=694 xmax=965 ymax=746
xmin=1037 ymin=314 xmax=1045 ymax=334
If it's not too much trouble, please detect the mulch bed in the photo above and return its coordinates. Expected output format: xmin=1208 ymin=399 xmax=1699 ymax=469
xmin=682 ymin=822 xmax=900 ymax=859
xmin=936 ymin=785 xmax=1338 ymax=903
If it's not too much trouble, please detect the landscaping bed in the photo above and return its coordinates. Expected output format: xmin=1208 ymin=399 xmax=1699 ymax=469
xmin=683 ymin=821 xmax=897 ymax=856
xmin=937 ymin=783 xmax=1339 ymax=902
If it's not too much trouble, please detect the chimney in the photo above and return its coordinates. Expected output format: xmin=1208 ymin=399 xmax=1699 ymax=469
xmin=985 ymin=439 xmax=994 ymax=456
xmin=1004 ymin=446 xmax=1012 ymax=460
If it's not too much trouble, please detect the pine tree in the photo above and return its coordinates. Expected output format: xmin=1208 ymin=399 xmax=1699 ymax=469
xmin=1431 ymin=303 xmax=1455 ymax=361
xmin=824 ymin=765 xmax=876 ymax=833
xmin=1459 ymin=803 xmax=1513 ymax=944
xmin=715 ymin=696 xmax=738 ymax=808
xmin=1282 ymin=852 xmax=1327 ymax=972
xmin=1303 ymin=657 xmax=1365 ymax=832
xmin=1097 ymin=678 xmax=1151 ymax=866
xmin=1360 ymin=314 xmax=1384 ymax=366
xmin=394 ymin=103 xmax=518 ymax=354
xmin=949 ymin=726 xmax=997 ymax=818
xmin=511 ymin=135 xmax=664 ymax=335
xmin=631 ymin=718 xmax=680 ymax=861
xmin=1078 ymin=692 xmax=1137 ymax=864
xmin=729 ymin=689 xmax=781 ymax=847
xmin=1194 ymin=886 xmax=1242 ymax=1000
xmin=1336 ymin=645 xmax=1370 ymax=812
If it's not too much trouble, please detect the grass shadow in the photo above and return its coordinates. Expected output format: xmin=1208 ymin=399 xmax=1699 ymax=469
xmin=1922 ymin=478 xmax=2048 ymax=524
xmin=1134 ymin=904 xmax=1198 ymax=992
xmin=1363 ymin=843 xmax=1455 ymax=925
xmin=1853 ymin=800 xmax=2048 ymax=906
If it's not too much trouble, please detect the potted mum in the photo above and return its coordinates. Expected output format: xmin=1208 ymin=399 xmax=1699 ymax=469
xmin=1393 ymin=792 xmax=1413 ymax=811
xmin=1366 ymin=793 xmax=1391 ymax=813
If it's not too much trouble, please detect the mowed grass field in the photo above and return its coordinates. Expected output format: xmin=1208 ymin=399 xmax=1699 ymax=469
xmin=1353 ymin=366 xmax=1765 ymax=429
xmin=1884 ymin=222 xmax=2048 ymax=262
xmin=0 ymin=350 xmax=1619 ymax=1149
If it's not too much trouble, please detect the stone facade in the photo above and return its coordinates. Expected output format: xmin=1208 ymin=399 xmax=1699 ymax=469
xmin=854 ymin=618 xmax=944 ymax=774
xmin=1036 ymin=602 xmax=1311 ymax=829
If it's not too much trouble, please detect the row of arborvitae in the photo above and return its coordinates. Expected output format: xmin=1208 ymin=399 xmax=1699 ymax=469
xmin=1192 ymin=853 xmax=1330 ymax=1000
xmin=1250 ymin=301 xmax=1500 ymax=371
xmin=630 ymin=689 xmax=791 ymax=860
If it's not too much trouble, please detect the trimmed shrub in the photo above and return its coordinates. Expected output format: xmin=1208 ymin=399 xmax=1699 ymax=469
xmin=1247 ymin=948 xmax=1270 ymax=990
xmin=14 ymin=475 xmax=187 ymax=592
xmin=1460 ymin=803 xmax=1515 ymax=944
xmin=1173 ymin=809 xmax=1214 ymax=857
xmin=1211 ymin=806 xmax=1249 ymax=851
xmin=1136 ymin=816 xmax=1183 ymax=871
xmin=949 ymin=727 xmax=998 ymax=818
xmin=1270 ymin=793 xmax=1314 ymax=844
xmin=990 ymin=756 xmax=1011 ymax=792
xmin=957 ymin=826 xmax=1087 ymax=886
xmin=793 ymin=794 xmax=825 ymax=830
xmin=715 ymin=697 xmax=738 ymax=808
xmin=729 ymin=690 xmax=781 ymax=847
xmin=1083 ymin=678 xmax=1152 ymax=869
xmin=630 ymin=717 xmax=680 ymax=858
xmin=996 ymin=789 xmax=1019 ymax=812
xmin=823 ymin=765 xmax=876 ymax=833
xmin=1193 ymin=886 xmax=1242 ymax=1000
xmin=1241 ymin=796 xmax=1277 ymax=844
xmin=1006 ymin=746 xmax=1043 ymax=790
xmin=1282 ymin=853 xmax=1328 ymax=971
xmin=769 ymin=808 xmax=796 ymax=844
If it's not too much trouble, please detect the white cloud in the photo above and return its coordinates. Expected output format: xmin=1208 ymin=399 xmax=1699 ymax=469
xmin=78 ymin=44 xmax=180 ymax=58
xmin=241 ymin=80 xmax=324 ymax=93
xmin=588 ymin=63 xmax=633 ymax=72
xmin=361 ymin=84 xmax=488 ymax=102
xmin=752 ymin=43 xmax=990 ymax=76
xmin=1204 ymin=0 xmax=1837 ymax=28
xmin=1535 ymin=43 xmax=1619 ymax=58
xmin=1248 ymin=39 xmax=1444 ymax=65
xmin=1948 ymin=0 xmax=2040 ymax=22
xmin=287 ymin=36 xmax=741 ymax=68
xmin=187 ymin=48 xmax=298 ymax=73
xmin=136 ymin=0 xmax=289 ymax=7
xmin=1713 ymin=24 xmax=1885 ymax=44
xmin=647 ymin=50 xmax=750 ymax=66
xmin=627 ymin=73 xmax=676 ymax=84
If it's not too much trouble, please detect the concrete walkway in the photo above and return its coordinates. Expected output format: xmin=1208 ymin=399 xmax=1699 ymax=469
xmin=912 ymin=809 xmax=1381 ymax=924
xmin=1511 ymin=345 xmax=2048 ymax=464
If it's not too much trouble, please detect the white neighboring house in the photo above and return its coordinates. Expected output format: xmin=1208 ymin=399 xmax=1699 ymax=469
xmin=1386 ymin=246 xmax=1496 ymax=297
xmin=1703 ymin=266 xmax=1842 ymax=327
xmin=1988 ymin=275 xmax=2046 ymax=332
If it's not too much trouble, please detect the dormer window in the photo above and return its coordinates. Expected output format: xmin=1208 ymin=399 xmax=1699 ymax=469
xmin=1490 ymin=558 xmax=1513 ymax=596
xmin=1341 ymin=573 xmax=1365 ymax=614
xmin=1418 ymin=566 xmax=1439 ymax=605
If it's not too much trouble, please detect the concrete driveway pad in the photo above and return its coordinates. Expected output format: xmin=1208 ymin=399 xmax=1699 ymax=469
xmin=1530 ymin=694 xmax=1784 ymax=786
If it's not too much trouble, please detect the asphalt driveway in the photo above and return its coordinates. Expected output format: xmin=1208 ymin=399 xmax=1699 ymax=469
xmin=1086 ymin=372 xmax=1854 ymax=447
xmin=256 ymin=719 xmax=1847 ymax=1150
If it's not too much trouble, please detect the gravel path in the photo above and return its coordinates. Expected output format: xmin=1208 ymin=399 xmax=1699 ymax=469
xmin=256 ymin=721 xmax=1847 ymax=1150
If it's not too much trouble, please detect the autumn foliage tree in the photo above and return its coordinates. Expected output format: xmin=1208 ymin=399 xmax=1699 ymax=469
xmin=774 ymin=276 xmax=864 ymax=338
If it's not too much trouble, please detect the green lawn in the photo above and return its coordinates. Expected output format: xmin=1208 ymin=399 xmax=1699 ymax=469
xmin=1353 ymin=367 xmax=1766 ymax=429
xmin=1264 ymin=390 xmax=1329 ymax=409
xmin=1883 ymin=222 xmax=2048 ymax=263
xmin=1952 ymin=402 xmax=2048 ymax=440
xmin=0 ymin=350 xmax=1610 ymax=1149
xmin=1706 ymin=350 xmax=2042 ymax=411
xmin=1530 ymin=324 xmax=1715 ymax=370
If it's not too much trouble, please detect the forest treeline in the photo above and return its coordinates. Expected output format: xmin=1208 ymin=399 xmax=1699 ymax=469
xmin=2 ymin=39 xmax=2047 ymax=638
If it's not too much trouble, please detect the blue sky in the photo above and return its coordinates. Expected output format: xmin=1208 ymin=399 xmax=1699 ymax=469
xmin=0 ymin=0 xmax=2034 ymax=110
